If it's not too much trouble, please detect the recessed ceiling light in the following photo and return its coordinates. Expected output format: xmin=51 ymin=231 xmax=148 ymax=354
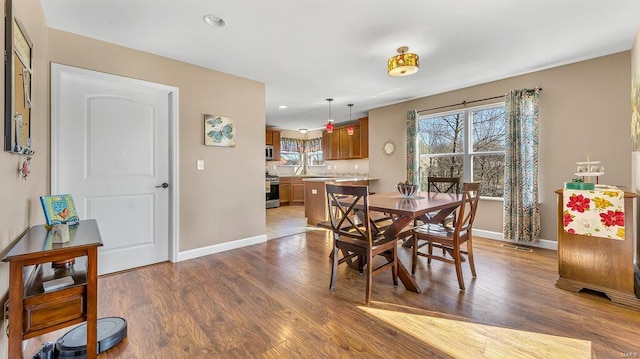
xmin=278 ymin=105 xmax=287 ymax=109
xmin=203 ymin=14 xmax=226 ymax=28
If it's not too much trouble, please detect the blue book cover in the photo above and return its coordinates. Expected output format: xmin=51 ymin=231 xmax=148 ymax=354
xmin=40 ymin=194 xmax=79 ymax=226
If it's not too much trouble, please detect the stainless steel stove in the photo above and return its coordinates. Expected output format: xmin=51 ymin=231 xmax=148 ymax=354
xmin=266 ymin=174 xmax=280 ymax=208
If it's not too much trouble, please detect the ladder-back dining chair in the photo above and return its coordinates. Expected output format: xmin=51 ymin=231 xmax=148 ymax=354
xmin=326 ymin=184 xmax=398 ymax=305
xmin=411 ymin=182 xmax=481 ymax=290
xmin=426 ymin=176 xmax=460 ymax=227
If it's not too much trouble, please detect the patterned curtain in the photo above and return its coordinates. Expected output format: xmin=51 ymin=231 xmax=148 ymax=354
xmin=407 ymin=110 xmax=420 ymax=186
xmin=281 ymin=137 xmax=322 ymax=153
xmin=503 ymin=88 xmax=540 ymax=242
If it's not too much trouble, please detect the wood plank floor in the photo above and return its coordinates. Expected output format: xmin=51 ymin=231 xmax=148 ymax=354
xmin=25 ymin=208 xmax=640 ymax=358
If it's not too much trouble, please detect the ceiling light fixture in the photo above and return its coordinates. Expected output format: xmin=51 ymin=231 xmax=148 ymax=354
xmin=326 ymin=98 xmax=334 ymax=133
xmin=278 ymin=105 xmax=287 ymax=109
xmin=203 ymin=14 xmax=226 ymax=28
xmin=299 ymin=128 xmax=308 ymax=134
xmin=347 ymin=104 xmax=354 ymax=136
xmin=388 ymin=46 xmax=419 ymax=77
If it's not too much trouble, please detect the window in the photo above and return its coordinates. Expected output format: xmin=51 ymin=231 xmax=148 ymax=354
xmin=279 ymin=151 xmax=302 ymax=166
xmin=307 ymin=151 xmax=325 ymax=166
xmin=418 ymin=103 xmax=506 ymax=198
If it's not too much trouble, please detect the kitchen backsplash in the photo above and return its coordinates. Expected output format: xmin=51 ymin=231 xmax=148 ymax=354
xmin=266 ymin=159 xmax=369 ymax=177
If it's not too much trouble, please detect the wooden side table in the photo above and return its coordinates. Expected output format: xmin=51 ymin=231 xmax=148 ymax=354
xmin=2 ymin=219 xmax=103 ymax=358
xmin=555 ymin=189 xmax=640 ymax=308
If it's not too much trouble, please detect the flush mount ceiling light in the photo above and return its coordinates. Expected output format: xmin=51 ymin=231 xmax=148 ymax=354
xmin=326 ymin=98 xmax=334 ymax=133
xmin=278 ymin=105 xmax=287 ymax=109
xmin=388 ymin=46 xmax=419 ymax=77
xmin=203 ymin=14 xmax=226 ymax=28
xmin=299 ymin=128 xmax=308 ymax=134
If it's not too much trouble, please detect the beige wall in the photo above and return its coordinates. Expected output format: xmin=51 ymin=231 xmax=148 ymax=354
xmin=633 ymin=28 xmax=640 ymax=82
xmin=369 ymin=52 xmax=631 ymax=242
xmin=47 ymin=29 xmax=266 ymax=252
xmin=0 ymin=0 xmax=50 ymax=355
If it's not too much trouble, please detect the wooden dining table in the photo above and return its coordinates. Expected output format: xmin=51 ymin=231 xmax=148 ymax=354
xmin=361 ymin=191 xmax=463 ymax=293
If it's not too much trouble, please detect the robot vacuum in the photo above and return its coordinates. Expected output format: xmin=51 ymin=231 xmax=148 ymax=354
xmin=54 ymin=317 xmax=127 ymax=358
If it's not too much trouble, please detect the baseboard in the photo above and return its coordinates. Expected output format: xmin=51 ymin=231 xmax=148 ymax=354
xmin=177 ymin=234 xmax=267 ymax=262
xmin=473 ymin=229 xmax=557 ymax=251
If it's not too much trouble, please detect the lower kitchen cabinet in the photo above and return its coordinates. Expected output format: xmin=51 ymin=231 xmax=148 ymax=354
xmin=291 ymin=178 xmax=305 ymax=205
xmin=279 ymin=177 xmax=291 ymax=205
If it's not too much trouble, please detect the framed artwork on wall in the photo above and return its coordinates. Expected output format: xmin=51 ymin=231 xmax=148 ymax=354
xmin=204 ymin=114 xmax=236 ymax=147
xmin=4 ymin=0 xmax=34 ymax=155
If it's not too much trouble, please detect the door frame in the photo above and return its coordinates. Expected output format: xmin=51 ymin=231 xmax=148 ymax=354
xmin=50 ymin=63 xmax=180 ymax=264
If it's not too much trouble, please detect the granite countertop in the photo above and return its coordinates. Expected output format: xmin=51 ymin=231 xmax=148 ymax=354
xmin=301 ymin=176 xmax=379 ymax=182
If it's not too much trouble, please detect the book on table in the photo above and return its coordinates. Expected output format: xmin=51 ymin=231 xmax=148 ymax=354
xmin=40 ymin=194 xmax=79 ymax=227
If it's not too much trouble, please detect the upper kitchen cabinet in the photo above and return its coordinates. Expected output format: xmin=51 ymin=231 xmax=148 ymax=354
xmin=322 ymin=117 xmax=368 ymax=160
xmin=266 ymin=129 xmax=281 ymax=161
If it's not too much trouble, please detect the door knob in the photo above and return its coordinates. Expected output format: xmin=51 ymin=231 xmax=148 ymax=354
xmin=156 ymin=183 xmax=169 ymax=189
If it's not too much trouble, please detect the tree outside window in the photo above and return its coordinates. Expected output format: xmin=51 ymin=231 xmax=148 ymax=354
xmin=418 ymin=104 xmax=506 ymax=197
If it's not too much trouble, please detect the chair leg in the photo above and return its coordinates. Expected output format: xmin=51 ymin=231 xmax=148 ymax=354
xmin=467 ymin=238 xmax=477 ymax=278
xmin=392 ymin=246 xmax=398 ymax=286
xmin=427 ymin=242 xmax=433 ymax=264
xmin=453 ymin=246 xmax=465 ymax=290
xmin=411 ymin=235 xmax=418 ymax=275
xmin=365 ymin=252 xmax=373 ymax=305
xmin=330 ymin=242 xmax=339 ymax=292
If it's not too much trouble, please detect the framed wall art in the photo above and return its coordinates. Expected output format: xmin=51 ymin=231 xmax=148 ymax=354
xmin=204 ymin=114 xmax=235 ymax=147
xmin=4 ymin=0 xmax=34 ymax=155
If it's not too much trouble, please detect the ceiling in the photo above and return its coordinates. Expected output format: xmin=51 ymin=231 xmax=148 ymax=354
xmin=40 ymin=0 xmax=640 ymax=131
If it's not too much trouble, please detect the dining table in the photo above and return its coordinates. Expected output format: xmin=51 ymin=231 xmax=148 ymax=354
xmin=357 ymin=191 xmax=463 ymax=293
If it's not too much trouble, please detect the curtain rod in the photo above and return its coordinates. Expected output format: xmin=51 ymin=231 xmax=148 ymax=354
xmin=417 ymin=87 xmax=542 ymax=114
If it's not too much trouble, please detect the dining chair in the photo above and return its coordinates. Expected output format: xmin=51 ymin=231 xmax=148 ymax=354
xmin=426 ymin=176 xmax=460 ymax=227
xmin=326 ymin=184 xmax=398 ymax=305
xmin=411 ymin=182 xmax=481 ymax=290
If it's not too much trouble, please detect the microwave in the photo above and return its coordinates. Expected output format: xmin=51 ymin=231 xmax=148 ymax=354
xmin=265 ymin=145 xmax=274 ymax=160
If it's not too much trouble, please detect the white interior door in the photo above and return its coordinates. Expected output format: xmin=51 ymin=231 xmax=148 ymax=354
xmin=51 ymin=63 xmax=178 ymax=275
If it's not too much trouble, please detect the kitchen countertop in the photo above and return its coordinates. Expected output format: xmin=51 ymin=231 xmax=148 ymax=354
xmin=301 ymin=176 xmax=379 ymax=182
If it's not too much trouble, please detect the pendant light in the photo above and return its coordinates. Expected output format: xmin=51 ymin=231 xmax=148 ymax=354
xmin=326 ymin=98 xmax=334 ymax=133
xmin=347 ymin=104 xmax=354 ymax=136
xmin=388 ymin=46 xmax=419 ymax=77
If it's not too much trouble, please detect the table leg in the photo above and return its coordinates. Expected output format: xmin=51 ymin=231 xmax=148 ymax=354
xmin=86 ymin=247 xmax=98 ymax=359
xmin=383 ymin=215 xmax=422 ymax=293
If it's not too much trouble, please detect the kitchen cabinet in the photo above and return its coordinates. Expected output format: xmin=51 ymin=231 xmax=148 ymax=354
xmin=322 ymin=117 xmax=368 ymax=160
xmin=279 ymin=177 xmax=291 ymax=205
xmin=305 ymin=179 xmax=370 ymax=225
xmin=291 ymin=178 xmax=306 ymax=205
xmin=2 ymin=220 xmax=103 ymax=358
xmin=266 ymin=129 xmax=281 ymax=161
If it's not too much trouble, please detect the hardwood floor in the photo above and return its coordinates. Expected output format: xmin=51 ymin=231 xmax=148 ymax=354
xmin=25 ymin=208 xmax=640 ymax=358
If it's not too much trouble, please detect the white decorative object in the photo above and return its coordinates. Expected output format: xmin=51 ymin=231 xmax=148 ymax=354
xmin=573 ymin=152 xmax=604 ymax=184
xmin=52 ymin=223 xmax=70 ymax=243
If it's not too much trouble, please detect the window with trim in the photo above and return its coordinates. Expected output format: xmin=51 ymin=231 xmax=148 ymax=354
xmin=279 ymin=137 xmax=324 ymax=167
xmin=279 ymin=151 xmax=302 ymax=166
xmin=418 ymin=103 xmax=506 ymax=198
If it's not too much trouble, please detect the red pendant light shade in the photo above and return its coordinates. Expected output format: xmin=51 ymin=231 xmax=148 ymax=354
xmin=326 ymin=98 xmax=334 ymax=133
xmin=347 ymin=104 xmax=354 ymax=135
xmin=326 ymin=122 xmax=334 ymax=133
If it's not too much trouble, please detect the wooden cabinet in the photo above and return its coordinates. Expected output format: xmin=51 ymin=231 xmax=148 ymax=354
xmin=2 ymin=220 xmax=103 ymax=359
xmin=266 ymin=129 xmax=281 ymax=161
xmin=280 ymin=177 xmax=305 ymax=205
xmin=555 ymin=189 xmax=640 ymax=308
xmin=322 ymin=117 xmax=368 ymax=160
xmin=279 ymin=177 xmax=291 ymax=205
xmin=291 ymin=178 xmax=305 ymax=205
xmin=305 ymin=179 xmax=370 ymax=225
